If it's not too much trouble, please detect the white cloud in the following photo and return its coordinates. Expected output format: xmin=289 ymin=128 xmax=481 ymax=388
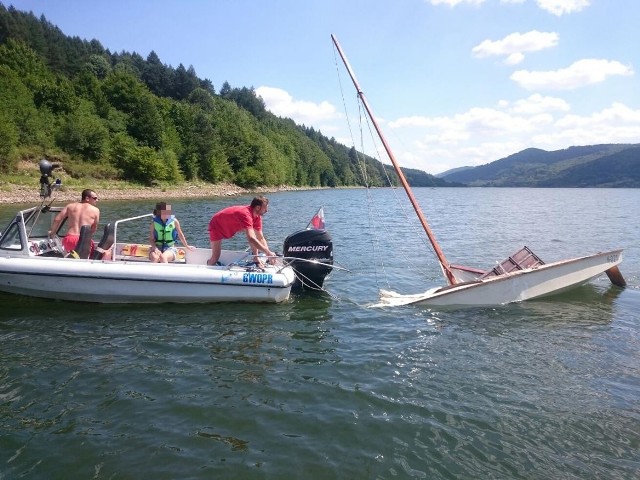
xmin=505 ymin=52 xmax=525 ymax=65
xmin=472 ymin=31 xmax=559 ymax=64
xmin=536 ymin=0 xmax=590 ymax=16
xmin=256 ymin=86 xmax=340 ymax=126
xmin=393 ymin=106 xmax=537 ymax=139
xmin=532 ymin=103 xmax=640 ymax=146
xmin=510 ymin=59 xmax=634 ymax=90
xmin=258 ymin=88 xmax=639 ymax=176
xmin=383 ymin=100 xmax=640 ymax=174
xmin=508 ymin=94 xmax=570 ymax=114
xmin=429 ymin=0 xmax=588 ymax=15
xmin=389 ymin=116 xmax=439 ymax=129
xmin=555 ymin=102 xmax=640 ymax=128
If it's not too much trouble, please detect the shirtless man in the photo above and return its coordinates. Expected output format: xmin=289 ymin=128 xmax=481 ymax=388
xmin=48 ymin=189 xmax=100 ymax=253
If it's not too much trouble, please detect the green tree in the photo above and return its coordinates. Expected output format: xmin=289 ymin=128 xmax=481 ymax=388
xmin=33 ymin=76 xmax=78 ymax=114
xmin=128 ymin=94 xmax=164 ymax=149
xmin=0 ymin=111 xmax=18 ymax=172
xmin=0 ymin=38 xmax=49 ymax=82
xmin=102 ymin=71 xmax=164 ymax=148
xmin=85 ymin=53 xmax=111 ymax=79
xmin=55 ymin=107 xmax=109 ymax=160
xmin=173 ymin=63 xmax=199 ymax=100
xmin=187 ymin=87 xmax=215 ymax=112
xmin=142 ymin=50 xmax=171 ymax=97
xmin=0 ymin=4 xmax=394 ymax=189
xmin=235 ymin=166 xmax=263 ymax=188
xmin=159 ymin=147 xmax=183 ymax=183
xmin=222 ymin=85 xmax=267 ymax=118
xmin=110 ymin=132 xmax=167 ymax=184
xmin=73 ymin=69 xmax=110 ymax=117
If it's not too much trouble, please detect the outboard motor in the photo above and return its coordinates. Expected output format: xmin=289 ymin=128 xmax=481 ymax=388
xmin=283 ymin=229 xmax=333 ymax=290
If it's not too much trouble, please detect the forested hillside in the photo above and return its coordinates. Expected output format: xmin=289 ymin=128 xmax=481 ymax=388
xmin=0 ymin=3 xmax=452 ymax=190
xmin=442 ymin=144 xmax=640 ymax=187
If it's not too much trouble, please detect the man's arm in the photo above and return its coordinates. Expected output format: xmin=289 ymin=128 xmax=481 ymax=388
xmin=255 ymin=230 xmax=270 ymax=252
xmin=246 ymin=228 xmax=276 ymax=264
xmin=245 ymin=228 xmax=274 ymax=256
xmin=91 ymin=207 xmax=100 ymax=234
xmin=48 ymin=206 xmax=68 ymax=236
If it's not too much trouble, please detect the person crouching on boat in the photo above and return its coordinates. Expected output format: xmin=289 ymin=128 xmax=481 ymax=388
xmin=207 ymin=196 xmax=276 ymax=267
xmin=149 ymin=202 xmax=194 ymax=263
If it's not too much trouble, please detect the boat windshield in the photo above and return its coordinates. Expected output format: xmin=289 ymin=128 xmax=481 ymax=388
xmin=25 ymin=207 xmax=59 ymax=239
xmin=0 ymin=207 xmax=61 ymax=251
xmin=0 ymin=219 xmax=22 ymax=250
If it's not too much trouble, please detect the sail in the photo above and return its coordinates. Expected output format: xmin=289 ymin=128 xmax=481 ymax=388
xmin=306 ymin=207 xmax=325 ymax=230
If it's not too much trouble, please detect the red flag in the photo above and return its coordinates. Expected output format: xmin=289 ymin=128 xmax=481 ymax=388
xmin=307 ymin=207 xmax=325 ymax=230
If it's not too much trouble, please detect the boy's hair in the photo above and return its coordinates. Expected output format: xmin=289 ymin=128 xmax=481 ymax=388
xmin=153 ymin=202 xmax=169 ymax=215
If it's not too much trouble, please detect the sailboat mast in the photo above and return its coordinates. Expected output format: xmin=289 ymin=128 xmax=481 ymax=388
xmin=331 ymin=34 xmax=457 ymax=286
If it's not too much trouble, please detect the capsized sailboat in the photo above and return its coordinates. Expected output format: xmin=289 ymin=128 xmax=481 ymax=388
xmin=331 ymin=34 xmax=625 ymax=307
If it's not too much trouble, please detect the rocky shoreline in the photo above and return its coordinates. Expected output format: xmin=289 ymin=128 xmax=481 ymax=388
xmin=0 ymin=182 xmax=320 ymax=205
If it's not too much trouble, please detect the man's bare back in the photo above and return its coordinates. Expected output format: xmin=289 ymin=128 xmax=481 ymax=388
xmin=59 ymin=202 xmax=100 ymax=235
xmin=49 ymin=189 xmax=100 ymax=236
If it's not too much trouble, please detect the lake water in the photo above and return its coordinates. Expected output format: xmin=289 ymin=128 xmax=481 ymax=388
xmin=1 ymin=188 xmax=639 ymax=479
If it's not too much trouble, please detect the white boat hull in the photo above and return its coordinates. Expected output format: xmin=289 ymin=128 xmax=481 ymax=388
xmin=0 ymin=204 xmax=300 ymax=304
xmin=0 ymin=255 xmax=295 ymax=303
xmin=378 ymin=249 xmax=623 ymax=307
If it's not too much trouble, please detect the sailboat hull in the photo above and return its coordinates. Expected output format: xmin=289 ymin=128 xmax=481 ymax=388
xmin=381 ymin=249 xmax=623 ymax=307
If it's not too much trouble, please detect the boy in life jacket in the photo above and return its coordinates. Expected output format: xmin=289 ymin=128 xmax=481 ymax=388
xmin=149 ymin=202 xmax=194 ymax=263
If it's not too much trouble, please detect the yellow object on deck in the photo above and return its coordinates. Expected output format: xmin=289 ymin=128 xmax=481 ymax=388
xmin=121 ymin=244 xmax=186 ymax=260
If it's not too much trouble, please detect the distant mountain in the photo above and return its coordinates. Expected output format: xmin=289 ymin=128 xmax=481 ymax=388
xmin=435 ymin=166 xmax=473 ymax=178
xmin=398 ymin=166 xmax=463 ymax=187
xmin=441 ymin=144 xmax=640 ymax=187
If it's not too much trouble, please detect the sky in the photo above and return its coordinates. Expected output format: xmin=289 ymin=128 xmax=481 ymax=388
xmin=9 ymin=0 xmax=640 ymax=174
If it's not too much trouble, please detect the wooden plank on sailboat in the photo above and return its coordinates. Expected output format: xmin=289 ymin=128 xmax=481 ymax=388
xmin=480 ymin=246 xmax=545 ymax=278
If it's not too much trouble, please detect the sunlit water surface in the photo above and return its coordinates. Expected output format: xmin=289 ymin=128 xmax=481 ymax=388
xmin=1 ymin=188 xmax=639 ymax=479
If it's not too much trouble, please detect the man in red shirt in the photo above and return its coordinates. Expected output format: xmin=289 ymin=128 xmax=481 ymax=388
xmin=207 ymin=196 xmax=276 ymax=266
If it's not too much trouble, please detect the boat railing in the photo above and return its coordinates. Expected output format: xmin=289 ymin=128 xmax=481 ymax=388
xmin=110 ymin=213 xmax=152 ymax=260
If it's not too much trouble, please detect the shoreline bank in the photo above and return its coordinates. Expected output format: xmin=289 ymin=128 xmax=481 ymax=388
xmin=0 ymin=182 xmax=323 ymax=205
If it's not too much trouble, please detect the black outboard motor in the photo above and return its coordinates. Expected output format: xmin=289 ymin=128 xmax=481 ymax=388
xmin=283 ymin=229 xmax=333 ymax=290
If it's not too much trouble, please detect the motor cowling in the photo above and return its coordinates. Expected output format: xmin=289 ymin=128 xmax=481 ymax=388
xmin=283 ymin=229 xmax=333 ymax=290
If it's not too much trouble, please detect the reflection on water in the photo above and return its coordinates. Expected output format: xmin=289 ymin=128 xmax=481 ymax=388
xmin=506 ymin=283 xmax=624 ymax=325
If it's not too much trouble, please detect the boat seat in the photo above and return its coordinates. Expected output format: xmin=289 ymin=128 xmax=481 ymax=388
xmin=91 ymin=223 xmax=115 ymax=260
xmin=66 ymin=224 xmax=92 ymax=259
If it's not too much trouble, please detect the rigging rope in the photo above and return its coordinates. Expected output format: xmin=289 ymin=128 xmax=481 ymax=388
xmin=332 ymin=43 xmax=441 ymax=292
